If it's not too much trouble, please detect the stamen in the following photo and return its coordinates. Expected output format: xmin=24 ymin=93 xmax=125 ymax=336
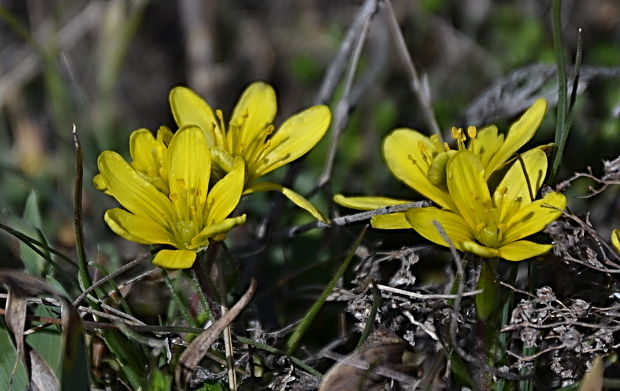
xmin=467 ymin=126 xmax=477 ymax=139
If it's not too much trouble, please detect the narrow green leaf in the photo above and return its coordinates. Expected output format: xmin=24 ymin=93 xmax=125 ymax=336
xmin=549 ymin=0 xmax=570 ymax=184
xmin=285 ymin=226 xmax=368 ymax=354
xmin=20 ymin=191 xmax=46 ymax=276
xmin=475 ymin=262 xmax=498 ymax=321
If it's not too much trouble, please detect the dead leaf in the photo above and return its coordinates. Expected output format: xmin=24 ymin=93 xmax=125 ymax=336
xmin=4 ymin=289 xmax=28 ymax=375
xmin=175 ymin=278 xmax=257 ymax=388
xmin=319 ymin=328 xmax=418 ymax=391
xmin=29 ymin=350 xmax=59 ymax=391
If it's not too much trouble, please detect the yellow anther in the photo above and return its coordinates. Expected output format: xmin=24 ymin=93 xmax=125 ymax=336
xmin=443 ymin=142 xmax=451 ymax=151
xmin=476 ymin=223 xmax=485 ymax=232
xmin=467 ymin=126 xmax=477 ymax=139
xmin=451 ymin=126 xmax=460 ymax=140
xmin=264 ymin=124 xmax=275 ymax=136
xmin=498 ymin=223 xmax=506 ymax=231
xmin=176 ymin=178 xmax=186 ymax=188
xmin=497 ymin=187 xmax=508 ymax=196
xmin=170 ymin=193 xmax=178 ymax=201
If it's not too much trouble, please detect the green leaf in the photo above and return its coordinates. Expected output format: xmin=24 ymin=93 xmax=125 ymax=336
xmin=21 ymin=191 xmax=46 ymax=276
xmin=475 ymin=262 xmax=498 ymax=321
xmin=450 ymin=352 xmax=474 ymax=388
xmin=148 ymin=368 xmax=173 ymax=391
xmin=0 ymin=319 xmax=29 ymax=390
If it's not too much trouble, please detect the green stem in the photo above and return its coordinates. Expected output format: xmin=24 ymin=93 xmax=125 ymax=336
xmin=162 ymin=269 xmax=198 ymax=328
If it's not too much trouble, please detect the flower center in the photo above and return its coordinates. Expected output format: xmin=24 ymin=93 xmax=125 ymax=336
xmin=168 ymin=179 xmax=206 ymax=249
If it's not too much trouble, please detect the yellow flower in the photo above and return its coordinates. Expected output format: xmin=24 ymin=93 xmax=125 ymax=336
xmin=405 ymin=150 xmax=566 ymax=261
xmin=334 ymin=98 xmax=548 ymax=229
xmin=94 ymin=126 xmax=173 ymax=195
xmin=169 ymin=82 xmax=331 ymax=222
xmin=94 ymin=126 xmax=246 ymax=269
xmin=612 ymin=230 xmax=620 ymax=253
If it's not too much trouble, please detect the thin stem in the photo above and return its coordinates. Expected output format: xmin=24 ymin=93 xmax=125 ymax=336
xmin=383 ymin=0 xmax=440 ymax=135
xmin=162 ymin=269 xmax=197 ymax=328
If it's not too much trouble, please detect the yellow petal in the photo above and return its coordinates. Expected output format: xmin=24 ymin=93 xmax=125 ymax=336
xmin=210 ymin=146 xmax=235 ymax=173
xmin=255 ymin=105 xmax=331 ymax=176
xmin=244 ymin=182 xmax=329 ymax=223
xmin=205 ymin=157 xmax=245 ymax=225
xmin=104 ymin=208 xmax=174 ymax=245
xmin=333 ymin=194 xmax=411 ymax=211
xmin=468 ymin=125 xmax=503 ymax=169
xmin=167 ymin=126 xmax=211 ymax=205
xmin=494 ymin=148 xmax=548 ymax=223
xmin=446 ymin=151 xmax=492 ymax=230
xmin=231 ymin=82 xmax=277 ymax=149
xmin=462 ymin=241 xmax=500 ymax=258
xmin=92 ymin=174 xmax=108 ymax=193
xmin=485 ymin=98 xmax=547 ymax=178
xmin=191 ymin=214 xmax=247 ymax=247
xmin=503 ymin=192 xmax=566 ymax=242
xmin=383 ymin=129 xmax=453 ymax=209
xmin=153 ymin=249 xmax=197 ymax=269
xmin=498 ymin=240 xmax=552 ymax=261
xmin=406 ymin=207 xmax=473 ymax=250
xmin=157 ymin=125 xmax=173 ymax=145
xmin=98 ymin=150 xmax=173 ymax=227
xmin=129 ymin=128 xmax=162 ymax=177
xmin=612 ymin=229 xmax=620 ymax=253
xmin=370 ymin=213 xmax=411 ymax=229
xmin=169 ymin=86 xmax=217 ymax=145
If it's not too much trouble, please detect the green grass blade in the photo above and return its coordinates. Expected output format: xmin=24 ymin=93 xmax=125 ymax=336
xmin=550 ymin=0 xmax=570 ymax=184
xmin=285 ymin=225 xmax=368 ymax=354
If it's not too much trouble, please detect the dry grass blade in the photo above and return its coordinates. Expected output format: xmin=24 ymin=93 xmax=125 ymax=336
xmin=29 ymin=350 xmax=58 ymax=391
xmin=175 ymin=278 xmax=257 ymax=388
xmin=4 ymin=287 xmax=28 ymax=378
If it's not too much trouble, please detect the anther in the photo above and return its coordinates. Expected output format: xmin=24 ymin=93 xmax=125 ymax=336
xmin=467 ymin=126 xmax=477 ymax=139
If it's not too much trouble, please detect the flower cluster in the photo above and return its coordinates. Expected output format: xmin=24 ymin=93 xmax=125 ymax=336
xmin=94 ymin=82 xmax=331 ymax=269
xmin=335 ymin=98 xmax=567 ymax=261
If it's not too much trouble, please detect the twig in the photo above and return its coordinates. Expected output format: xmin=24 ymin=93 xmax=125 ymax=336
xmin=73 ymin=251 xmax=152 ymax=306
xmin=271 ymin=200 xmax=429 ymax=240
xmin=314 ymin=0 xmax=377 ymax=105
xmin=376 ymin=283 xmax=482 ymax=300
xmin=382 ymin=0 xmax=440 ymax=135
xmin=316 ymin=0 xmax=378 ymax=191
